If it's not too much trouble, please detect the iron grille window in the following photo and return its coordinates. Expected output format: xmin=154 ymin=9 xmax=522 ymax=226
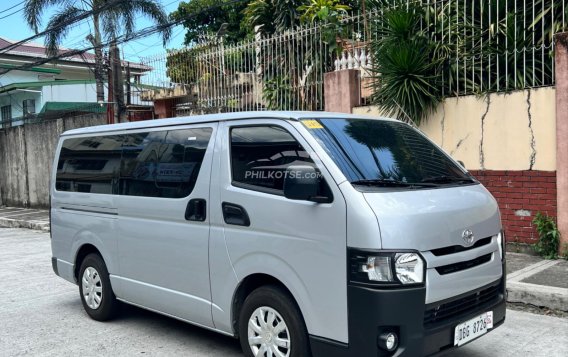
xmin=1 ymin=105 xmax=11 ymax=125
xmin=22 ymin=99 xmax=35 ymax=115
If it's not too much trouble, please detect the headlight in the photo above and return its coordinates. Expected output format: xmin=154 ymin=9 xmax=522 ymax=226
xmin=350 ymin=249 xmax=425 ymax=287
xmin=395 ymin=253 xmax=424 ymax=284
xmin=497 ymin=230 xmax=506 ymax=261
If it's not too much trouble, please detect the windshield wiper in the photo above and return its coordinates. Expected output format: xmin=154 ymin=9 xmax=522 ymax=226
xmin=351 ymin=179 xmax=435 ymax=188
xmin=420 ymin=175 xmax=475 ymax=184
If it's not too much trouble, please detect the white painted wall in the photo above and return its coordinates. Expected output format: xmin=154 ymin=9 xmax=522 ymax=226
xmin=41 ymin=83 xmax=100 ymax=103
xmin=0 ymin=70 xmax=46 ymax=84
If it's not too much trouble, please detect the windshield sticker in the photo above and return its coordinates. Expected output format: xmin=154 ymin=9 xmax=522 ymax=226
xmin=301 ymin=119 xmax=323 ymax=129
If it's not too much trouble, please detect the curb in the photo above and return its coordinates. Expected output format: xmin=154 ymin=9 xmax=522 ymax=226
xmin=507 ymin=281 xmax=568 ymax=311
xmin=506 ymin=258 xmax=568 ymax=311
xmin=0 ymin=217 xmax=50 ymax=232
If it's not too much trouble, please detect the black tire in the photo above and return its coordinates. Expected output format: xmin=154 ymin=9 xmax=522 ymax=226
xmin=78 ymin=253 xmax=119 ymax=321
xmin=238 ymin=285 xmax=311 ymax=357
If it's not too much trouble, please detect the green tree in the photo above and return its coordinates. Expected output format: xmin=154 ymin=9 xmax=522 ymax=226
xmin=170 ymin=0 xmax=249 ymax=45
xmin=24 ymin=0 xmax=171 ymax=102
xmin=298 ymin=0 xmax=350 ymax=54
xmin=243 ymin=0 xmax=306 ymax=36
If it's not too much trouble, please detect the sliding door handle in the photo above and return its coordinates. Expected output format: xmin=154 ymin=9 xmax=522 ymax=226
xmin=186 ymin=199 xmax=206 ymax=222
xmin=222 ymin=202 xmax=250 ymax=226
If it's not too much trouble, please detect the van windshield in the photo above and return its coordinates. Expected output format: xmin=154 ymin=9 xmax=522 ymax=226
xmin=302 ymin=118 xmax=475 ymax=188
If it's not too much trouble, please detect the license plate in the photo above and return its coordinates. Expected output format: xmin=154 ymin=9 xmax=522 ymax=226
xmin=454 ymin=311 xmax=493 ymax=346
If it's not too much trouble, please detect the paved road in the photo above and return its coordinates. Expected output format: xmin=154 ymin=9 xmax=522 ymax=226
xmin=0 ymin=227 xmax=566 ymax=356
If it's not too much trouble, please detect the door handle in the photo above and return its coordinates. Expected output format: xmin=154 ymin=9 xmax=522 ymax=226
xmin=222 ymin=202 xmax=250 ymax=227
xmin=185 ymin=199 xmax=206 ymax=222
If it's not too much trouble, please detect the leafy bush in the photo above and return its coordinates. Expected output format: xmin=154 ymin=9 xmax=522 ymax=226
xmin=298 ymin=0 xmax=351 ymax=54
xmin=532 ymin=212 xmax=560 ymax=259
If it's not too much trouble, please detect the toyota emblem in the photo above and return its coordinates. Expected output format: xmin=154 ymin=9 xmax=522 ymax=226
xmin=462 ymin=229 xmax=475 ymax=245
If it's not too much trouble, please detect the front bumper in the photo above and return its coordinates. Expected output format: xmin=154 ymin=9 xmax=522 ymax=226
xmin=310 ymin=274 xmax=506 ymax=356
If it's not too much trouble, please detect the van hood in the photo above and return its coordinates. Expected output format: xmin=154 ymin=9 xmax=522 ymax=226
xmin=363 ymin=184 xmax=501 ymax=252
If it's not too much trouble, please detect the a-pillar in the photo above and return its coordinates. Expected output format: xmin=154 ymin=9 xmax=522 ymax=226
xmin=555 ymin=33 xmax=568 ymax=255
xmin=324 ymin=69 xmax=360 ymax=113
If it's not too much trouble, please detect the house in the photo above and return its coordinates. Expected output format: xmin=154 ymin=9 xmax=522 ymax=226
xmin=0 ymin=37 xmax=152 ymax=127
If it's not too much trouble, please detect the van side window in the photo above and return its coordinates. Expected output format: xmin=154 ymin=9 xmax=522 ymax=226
xmin=155 ymin=128 xmax=212 ymax=198
xmin=119 ymin=132 xmax=164 ymax=197
xmin=230 ymin=125 xmax=316 ymax=194
xmin=56 ymin=127 xmax=213 ymax=198
xmin=56 ymin=135 xmax=123 ymax=194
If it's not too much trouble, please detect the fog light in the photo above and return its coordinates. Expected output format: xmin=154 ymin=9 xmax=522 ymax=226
xmin=378 ymin=331 xmax=399 ymax=352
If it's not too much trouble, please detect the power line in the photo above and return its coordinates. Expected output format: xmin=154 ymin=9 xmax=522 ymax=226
xmin=0 ymin=1 xmax=24 ymax=14
xmin=0 ymin=5 xmax=23 ymax=20
xmin=164 ymin=0 xmax=182 ymax=7
xmin=134 ymin=26 xmax=185 ymax=56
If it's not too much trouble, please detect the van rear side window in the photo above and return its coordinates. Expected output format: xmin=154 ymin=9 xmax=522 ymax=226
xmin=56 ymin=128 xmax=213 ymax=198
xmin=56 ymin=135 xmax=122 ymax=194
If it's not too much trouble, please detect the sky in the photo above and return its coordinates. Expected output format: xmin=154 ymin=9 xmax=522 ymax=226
xmin=0 ymin=0 xmax=187 ymax=63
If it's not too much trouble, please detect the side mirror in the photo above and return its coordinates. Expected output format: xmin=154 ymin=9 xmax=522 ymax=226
xmin=457 ymin=160 xmax=466 ymax=169
xmin=283 ymin=165 xmax=328 ymax=203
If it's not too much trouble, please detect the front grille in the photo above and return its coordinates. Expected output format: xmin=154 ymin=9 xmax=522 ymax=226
xmin=424 ymin=282 xmax=502 ymax=326
xmin=435 ymin=253 xmax=493 ymax=275
xmin=431 ymin=236 xmax=492 ymax=256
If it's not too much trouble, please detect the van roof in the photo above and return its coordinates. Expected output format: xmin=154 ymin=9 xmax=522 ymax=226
xmin=61 ymin=111 xmax=398 ymax=136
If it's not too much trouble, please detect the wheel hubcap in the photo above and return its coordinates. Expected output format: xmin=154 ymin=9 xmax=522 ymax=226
xmin=82 ymin=267 xmax=103 ymax=310
xmin=248 ymin=306 xmax=291 ymax=357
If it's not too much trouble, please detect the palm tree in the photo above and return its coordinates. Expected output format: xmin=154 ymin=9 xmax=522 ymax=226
xmin=24 ymin=0 xmax=171 ymax=102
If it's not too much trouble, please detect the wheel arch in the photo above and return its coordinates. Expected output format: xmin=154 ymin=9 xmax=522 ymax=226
xmin=231 ymin=273 xmax=306 ymax=338
xmin=74 ymin=243 xmax=103 ymax=282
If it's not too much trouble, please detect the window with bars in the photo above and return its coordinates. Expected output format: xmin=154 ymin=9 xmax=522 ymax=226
xmin=1 ymin=105 xmax=11 ymax=126
xmin=22 ymin=99 xmax=35 ymax=116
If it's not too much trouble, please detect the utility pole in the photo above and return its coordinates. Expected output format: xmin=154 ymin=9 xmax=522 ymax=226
xmin=126 ymin=63 xmax=131 ymax=106
xmin=125 ymin=63 xmax=131 ymax=122
xmin=106 ymin=51 xmax=114 ymax=124
xmin=109 ymin=41 xmax=125 ymax=123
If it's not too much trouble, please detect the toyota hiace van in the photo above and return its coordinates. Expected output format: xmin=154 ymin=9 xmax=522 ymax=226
xmin=50 ymin=112 xmax=505 ymax=356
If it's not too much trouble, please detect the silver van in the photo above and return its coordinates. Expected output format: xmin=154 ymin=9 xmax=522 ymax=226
xmin=50 ymin=111 xmax=506 ymax=356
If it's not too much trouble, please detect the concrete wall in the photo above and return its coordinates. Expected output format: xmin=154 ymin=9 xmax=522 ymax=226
xmin=324 ymin=69 xmax=360 ymax=113
xmin=0 ymin=126 xmax=28 ymax=206
xmin=555 ymin=32 xmax=568 ymax=255
xmin=0 ymin=114 xmax=106 ymax=208
xmin=353 ymin=87 xmax=556 ymax=171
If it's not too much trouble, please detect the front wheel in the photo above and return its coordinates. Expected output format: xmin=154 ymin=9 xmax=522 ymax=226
xmin=239 ymin=285 xmax=311 ymax=357
xmin=78 ymin=253 xmax=119 ymax=321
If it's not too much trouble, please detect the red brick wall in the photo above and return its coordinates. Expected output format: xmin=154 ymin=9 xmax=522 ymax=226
xmin=469 ymin=170 xmax=557 ymax=244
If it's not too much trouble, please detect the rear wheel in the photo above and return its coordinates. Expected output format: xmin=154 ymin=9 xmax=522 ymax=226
xmin=78 ymin=253 xmax=118 ymax=321
xmin=239 ymin=285 xmax=311 ymax=357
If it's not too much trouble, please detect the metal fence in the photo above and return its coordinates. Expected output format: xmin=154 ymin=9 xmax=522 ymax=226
xmin=140 ymin=27 xmax=332 ymax=115
xmin=139 ymin=0 xmax=567 ymax=115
